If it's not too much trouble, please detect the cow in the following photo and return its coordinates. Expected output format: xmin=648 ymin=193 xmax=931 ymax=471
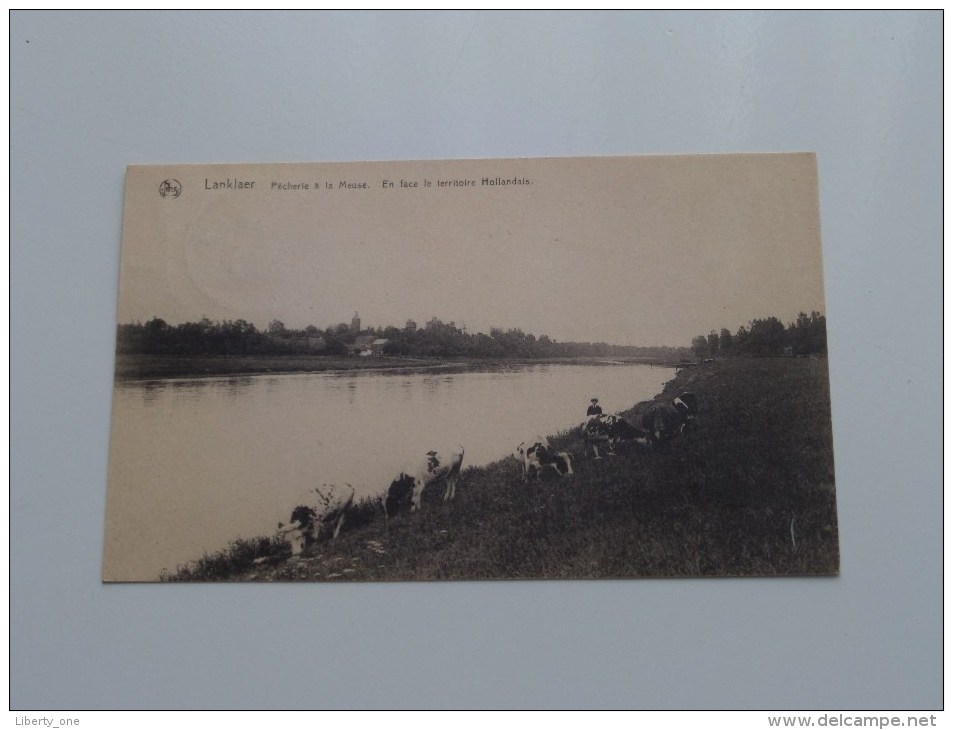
xmin=641 ymin=391 xmax=699 ymax=444
xmin=583 ymin=413 xmax=647 ymax=458
xmin=384 ymin=445 xmax=464 ymax=517
xmin=516 ymin=439 xmax=573 ymax=481
xmin=673 ymin=391 xmax=698 ymax=430
xmin=277 ymin=483 xmax=355 ymax=557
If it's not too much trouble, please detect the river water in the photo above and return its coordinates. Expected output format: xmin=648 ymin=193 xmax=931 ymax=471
xmin=104 ymin=363 xmax=672 ymax=580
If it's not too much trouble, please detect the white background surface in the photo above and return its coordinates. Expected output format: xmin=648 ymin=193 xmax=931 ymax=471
xmin=10 ymin=11 xmax=942 ymax=709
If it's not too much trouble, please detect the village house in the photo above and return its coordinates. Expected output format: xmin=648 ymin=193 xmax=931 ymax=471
xmin=347 ymin=335 xmax=388 ymax=356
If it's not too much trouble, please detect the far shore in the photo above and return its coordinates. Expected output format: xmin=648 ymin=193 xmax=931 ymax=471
xmin=113 ymin=353 xmax=682 ymax=381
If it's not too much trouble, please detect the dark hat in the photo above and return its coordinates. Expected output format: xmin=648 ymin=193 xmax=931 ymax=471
xmin=591 ymin=398 xmax=599 ymax=402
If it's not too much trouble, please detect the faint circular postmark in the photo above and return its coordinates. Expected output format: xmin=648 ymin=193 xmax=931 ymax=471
xmin=159 ymin=179 xmax=182 ymax=199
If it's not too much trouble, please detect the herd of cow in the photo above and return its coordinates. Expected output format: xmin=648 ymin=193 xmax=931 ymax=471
xmin=276 ymin=391 xmax=699 ymax=557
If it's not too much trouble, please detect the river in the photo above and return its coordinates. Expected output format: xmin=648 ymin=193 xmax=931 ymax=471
xmin=103 ymin=362 xmax=672 ymax=580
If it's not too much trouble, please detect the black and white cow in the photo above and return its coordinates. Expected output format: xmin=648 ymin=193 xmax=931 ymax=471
xmin=277 ymin=483 xmax=355 ymax=557
xmin=641 ymin=391 xmax=699 ymax=444
xmin=673 ymin=391 xmax=698 ymax=430
xmin=583 ymin=414 xmax=647 ymax=458
xmin=384 ymin=445 xmax=465 ymax=517
xmin=516 ymin=439 xmax=573 ymax=481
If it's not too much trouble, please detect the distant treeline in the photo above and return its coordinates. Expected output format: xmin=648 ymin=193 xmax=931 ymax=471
xmin=116 ymin=316 xmax=691 ymax=361
xmin=691 ymin=311 xmax=827 ymax=359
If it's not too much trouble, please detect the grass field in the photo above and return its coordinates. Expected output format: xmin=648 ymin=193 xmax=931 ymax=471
xmin=165 ymin=356 xmax=839 ymax=581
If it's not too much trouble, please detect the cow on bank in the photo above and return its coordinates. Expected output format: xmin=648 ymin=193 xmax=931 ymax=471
xmin=277 ymin=483 xmax=355 ymax=557
xmin=673 ymin=392 xmax=698 ymax=430
xmin=516 ymin=439 xmax=573 ymax=481
xmin=583 ymin=414 xmax=647 ymax=458
xmin=641 ymin=392 xmax=699 ymax=444
xmin=384 ymin=445 xmax=465 ymax=517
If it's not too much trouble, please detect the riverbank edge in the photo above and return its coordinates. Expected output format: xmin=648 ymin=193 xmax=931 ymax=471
xmin=157 ymin=356 xmax=838 ymax=582
xmin=158 ymin=362 xmax=688 ymax=582
xmin=113 ymin=352 xmax=681 ymax=381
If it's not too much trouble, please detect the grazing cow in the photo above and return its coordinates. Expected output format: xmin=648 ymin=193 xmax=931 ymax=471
xmin=642 ymin=392 xmax=699 ymax=444
xmin=516 ymin=439 xmax=573 ymax=481
xmin=384 ymin=445 xmax=464 ymax=517
xmin=583 ymin=414 xmax=647 ymax=458
xmin=277 ymin=483 xmax=355 ymax=557
xmin=673 ymin=391 xmax=698 ymax=430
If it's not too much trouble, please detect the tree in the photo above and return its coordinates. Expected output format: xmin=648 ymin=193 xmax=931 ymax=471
xmin=691 ymin=335 xmax=708 ymax=359
xmin=267 ymin=319 xmax=287 ymax=336
xmin=707 ymin=330 xmax=719 ymax=358
xmin=735 ymin=325 xmax=749 ymax=353
xmin=747 ymin=317 xmax=786 ymax=356
xmin=808 ymin=311 xmax=827 ymax=354
xmin=719 ymin=327 xmax=733 ymax=355
xmin=138 ymin=317 xmax=173 ymax=354
xmin=144 ymin=316 xmax=169 ymax=332
xmin=383 ymin=339 xmax=409 ymax=356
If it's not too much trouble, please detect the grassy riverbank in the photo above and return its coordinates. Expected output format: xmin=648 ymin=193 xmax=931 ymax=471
xmin=166 ymin=356 xmax=838 ymax=581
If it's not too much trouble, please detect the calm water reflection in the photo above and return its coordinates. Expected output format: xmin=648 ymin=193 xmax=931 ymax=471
xmin=104 ymin=363 xmax=671 ymax=580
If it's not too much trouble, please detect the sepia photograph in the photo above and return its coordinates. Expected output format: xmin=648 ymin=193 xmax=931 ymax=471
xmin=104 ymin=153 xmax=838 ymax=582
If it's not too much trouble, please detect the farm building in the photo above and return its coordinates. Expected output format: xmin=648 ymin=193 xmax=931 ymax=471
xmin=348 ymin=335 xmax=388 ymax=356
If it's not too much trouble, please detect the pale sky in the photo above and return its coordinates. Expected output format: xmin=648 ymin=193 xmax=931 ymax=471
xmin=119 ymin=154 xmax=826 ymax=347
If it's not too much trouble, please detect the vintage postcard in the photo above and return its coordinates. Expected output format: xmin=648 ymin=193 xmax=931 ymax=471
xmin=104 ymin=154 xmax=837 ymax=582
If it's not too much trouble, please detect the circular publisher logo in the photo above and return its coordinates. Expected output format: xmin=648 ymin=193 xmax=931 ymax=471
xmin=158 ymin=179 xmax=182 ymax=199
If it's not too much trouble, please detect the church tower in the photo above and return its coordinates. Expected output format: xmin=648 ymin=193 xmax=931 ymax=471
xmin=351 ymin=311 xmax=361 ymax=333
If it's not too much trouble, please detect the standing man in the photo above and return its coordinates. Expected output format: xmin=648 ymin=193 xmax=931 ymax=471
xmin=584 ymin=397 xmax=607 ymax=459
xmin=587 ymin=398 xmax=603 ymax=419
